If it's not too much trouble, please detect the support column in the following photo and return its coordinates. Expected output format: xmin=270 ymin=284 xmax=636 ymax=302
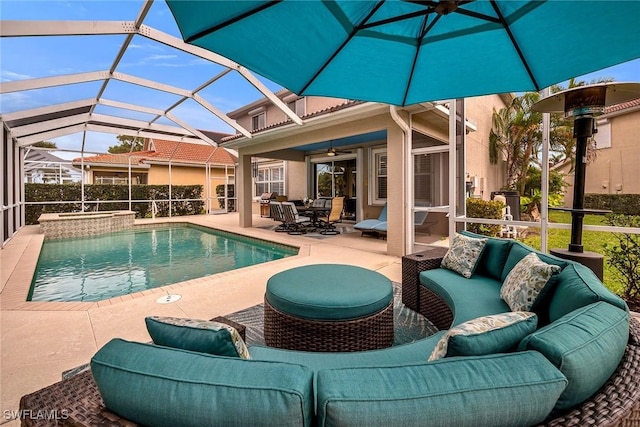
xmin=386 ymin=124 xmax=406 ymax=257
xmin=237 ymin=150 xmax=253 ymax=228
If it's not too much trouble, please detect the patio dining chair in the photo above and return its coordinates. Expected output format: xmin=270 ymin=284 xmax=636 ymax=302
xmin=269 ymin=201 xmax=288 ymax=232
xmin=318 ymin=197 xmax=344 ymax=235
xmin=281 ymin=202 xmax=312 ymax=235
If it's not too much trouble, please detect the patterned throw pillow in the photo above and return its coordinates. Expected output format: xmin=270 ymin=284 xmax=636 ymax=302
xmin=428 ymin=311 xmax=537 ymax=361
xmin=500 ymin=253 xmax=562 ymax=312
xmin=440 ymin=233 xmax=488 ymax=278
xmin=145 ymin=316 xmax=250 ymax=359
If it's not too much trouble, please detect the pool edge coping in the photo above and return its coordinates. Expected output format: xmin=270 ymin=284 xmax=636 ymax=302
xmin=1 ymin=219 xmax=310 ymax=312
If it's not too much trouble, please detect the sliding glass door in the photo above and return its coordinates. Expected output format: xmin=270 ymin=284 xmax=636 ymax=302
xmin=312 ymin=157 xmax=357 ymax=220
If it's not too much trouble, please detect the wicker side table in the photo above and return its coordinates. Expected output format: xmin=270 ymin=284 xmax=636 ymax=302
xmin=401 ymin=246 xmax=448 ymax=313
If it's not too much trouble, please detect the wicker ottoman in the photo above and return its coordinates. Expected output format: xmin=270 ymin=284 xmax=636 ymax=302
xmin=264 ymin=264 xmax=394 ymax=352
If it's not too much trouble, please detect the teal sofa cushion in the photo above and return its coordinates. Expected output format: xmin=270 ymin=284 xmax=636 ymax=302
xmin=501 ymin=241 xmax=568 ymax=282
xmin=145 ymin=316 xmax=250 ymax=358
xmin=420 ymin=268 xmax=509 ymax=325
xmin=518 ymin=302 xmax=629 ymax=412
xmin=316 ymin=351 xmax=567 ymax=427
xmin=461 ymin=230 xmax=513 ymax=281
xmin=429 ymin=312 xmax=538 ymax=360
xmin=266 ymin=264 xmax=392 ymax=320
xmin=549 ymin=263 xmax=628 ymax=322
xmin=250 ymin=331 xmax=445 ymax=375
xmin=91 ymin=339 xmax=314 ymax=427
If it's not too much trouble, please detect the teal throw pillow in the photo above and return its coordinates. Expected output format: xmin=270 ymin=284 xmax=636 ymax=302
xmin=500 ymin=253 xmax=561 ymax=312
xmin=428 ymin=311 xmax=537 ymax=361
xmin=440 ymin=233 xmax=488 ymax=278
xmin=145 ymin=316 xmax=250 ymax=359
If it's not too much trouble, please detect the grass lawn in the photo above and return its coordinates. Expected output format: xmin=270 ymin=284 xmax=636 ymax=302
xmin=521 ymin=210 xmax=625 ymax=295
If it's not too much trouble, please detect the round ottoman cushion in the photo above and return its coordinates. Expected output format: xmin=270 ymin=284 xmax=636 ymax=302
xmin=265 ymin=264 xmax=393 ymax=320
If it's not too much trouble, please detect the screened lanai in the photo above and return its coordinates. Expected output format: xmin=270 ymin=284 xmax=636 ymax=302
xmin=2 ymin=0 xmax=640 ymax=259
xmin=0 ymin=0 xmax=305 ymax=247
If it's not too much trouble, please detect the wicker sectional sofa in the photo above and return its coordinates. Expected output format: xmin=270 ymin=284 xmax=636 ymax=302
xmin=19 ymin=234 xmax=640 ymax=426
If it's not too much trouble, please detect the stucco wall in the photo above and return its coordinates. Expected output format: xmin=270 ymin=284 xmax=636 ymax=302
xmin=465 ymin=94 xmax=509 ymax=200
xmin=231 ymin=95 xmax=348 ymax=131
xmin=585 ymin=112 xmax=640 ymax=195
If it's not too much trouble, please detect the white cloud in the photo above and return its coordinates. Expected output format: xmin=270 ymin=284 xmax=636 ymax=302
xmin=147 ymin=54 xmax=178 ymax=61
xmin=1 ymin=70 xmax=34 ymax=81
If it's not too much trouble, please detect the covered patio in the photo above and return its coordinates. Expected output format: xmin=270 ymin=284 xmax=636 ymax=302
xmin=2 ymin=1 xmax=640 ymax=425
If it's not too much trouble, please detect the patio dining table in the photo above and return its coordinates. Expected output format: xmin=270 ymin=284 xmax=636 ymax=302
xmin=299 ymin=206 xmax=329 ymax=227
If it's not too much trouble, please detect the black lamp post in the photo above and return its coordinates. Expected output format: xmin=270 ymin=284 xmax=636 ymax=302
xmin=533 ymin=82 xmax=640 ymax=279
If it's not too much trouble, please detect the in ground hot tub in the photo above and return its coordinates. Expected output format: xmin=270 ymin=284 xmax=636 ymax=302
xmin=38 ymin=210 xmax=136 ymax=240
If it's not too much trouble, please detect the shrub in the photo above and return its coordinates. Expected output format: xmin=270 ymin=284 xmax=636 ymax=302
xmin=466 ymin=198 xmax=504 ymax=237
xmin=25 ymin=184 xmax=204 ymax=224
xmin=602 ymin=214 xmax=640 ymax=309
xmin=585 ymin=194 xmax=640 ymax=216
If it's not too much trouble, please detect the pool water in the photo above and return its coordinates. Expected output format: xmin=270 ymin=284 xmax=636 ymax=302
xmin=28 ymin=225 xmax=297 ymax=302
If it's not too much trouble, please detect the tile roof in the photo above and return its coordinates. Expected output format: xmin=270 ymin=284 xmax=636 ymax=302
xmin=73 ymin=139 xmax=237 ymax=166
xmin=221 ymin=99 xmax=365 ymax=142
xmin=605 ymin=98 xmax=640 ymax=114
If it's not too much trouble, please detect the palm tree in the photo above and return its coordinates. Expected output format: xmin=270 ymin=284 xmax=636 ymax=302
xmin=489 ymin=93 xmax=543 ymax=194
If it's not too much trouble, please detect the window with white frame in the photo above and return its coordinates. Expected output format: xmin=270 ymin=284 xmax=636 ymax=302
xmin=255 ymin=164 xmax=285 ymax=196
xmin=594 ymin=120 xmax=611 ymax=149
xmin=370 ymin=148 xmax=387 ymax=203
xmin=252 ymin=112 xmax=266 ymax=131
xmin=287 ymin=98 xmax=306 ymax=116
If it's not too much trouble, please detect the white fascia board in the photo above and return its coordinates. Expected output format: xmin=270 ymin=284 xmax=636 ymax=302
xmin=192 ymin=94 xmax=252 ymax=138
xmin=89 ymin=113 xmax=193 ymax=136
xmin=0 ymin=98 xmax=96 ymax=121
xmin=434 ymin=104 xmax=477 ymax=132
xmin=0 ymin=20 xmax=130 ymax=37
xmin=11 ymin=113 xmax=91 ymax=138
xmin=98 ymin=99 xmax=165 ymax=116
xmin=0 ymin=71 xmax=109 ymax=93
xmin=224 ymin=102 xmax=387 ymax=151
xmin=73 ymin=161 xmax=150 ymax=170
xmin=16 ymin=124 xmax=88 ymax=146
xmin=111 ymin=72 xmax=192 ymax=98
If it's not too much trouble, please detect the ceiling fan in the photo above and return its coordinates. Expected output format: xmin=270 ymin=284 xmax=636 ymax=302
xmin=326 ymin=140 xmax=351 ymax=157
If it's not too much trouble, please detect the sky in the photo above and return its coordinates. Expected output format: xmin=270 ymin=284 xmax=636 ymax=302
xmin=1 ymin=0 xmax=639 ymax=157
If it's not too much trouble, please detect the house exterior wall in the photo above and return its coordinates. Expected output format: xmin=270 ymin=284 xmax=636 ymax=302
xmin=561 ymin=107 xmax=640 ymax=207
xmin=230 ymin=93 xmax=346 ymax=131
xmin=465 ymin=94 xmax=508 ymax=200
xmin=586 ymin=111 xmax=640 ymax=195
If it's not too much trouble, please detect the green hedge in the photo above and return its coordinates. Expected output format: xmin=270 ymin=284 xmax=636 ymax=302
xmin=585 ymin=194 xmax=640 ymax=216
xmin=466 ymin=198 xmax=504 ymax=237
xmin=25 ymin=184 xmax=204 ymax=225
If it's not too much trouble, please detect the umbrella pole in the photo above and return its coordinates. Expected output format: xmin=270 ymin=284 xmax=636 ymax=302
xmin=568 ymin=115 xmax=594 ymax=253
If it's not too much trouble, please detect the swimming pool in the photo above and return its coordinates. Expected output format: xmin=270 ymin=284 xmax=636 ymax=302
xmin=28 ymin=224 xmax=298 ymax=302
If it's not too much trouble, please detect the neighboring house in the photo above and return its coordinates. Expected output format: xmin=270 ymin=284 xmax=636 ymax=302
xmin=24 ymin=148 xmax=81 ymax=184
xmin=224 ymin=90 xmax=511 ymax=256
xmin=556 ymin=98 xmax=640 ymax=207
xmin=72 ymin=136 xmax=237 ymax=212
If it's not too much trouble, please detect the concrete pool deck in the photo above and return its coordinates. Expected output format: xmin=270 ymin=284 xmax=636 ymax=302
xmin=1 ymin=213 xmax=447 ymax=425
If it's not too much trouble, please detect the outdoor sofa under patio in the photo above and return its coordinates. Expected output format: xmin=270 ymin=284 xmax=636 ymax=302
xmin=19 ymin=234 xmax=640 ymax=426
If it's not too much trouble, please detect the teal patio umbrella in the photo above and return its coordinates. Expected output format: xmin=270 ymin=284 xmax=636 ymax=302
xmin=166 ymin=0 xmax=640 ymax=106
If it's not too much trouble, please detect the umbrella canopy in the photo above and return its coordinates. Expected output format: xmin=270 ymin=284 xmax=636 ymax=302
xmin=167 ymin=0 xmax=640 ymax=106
